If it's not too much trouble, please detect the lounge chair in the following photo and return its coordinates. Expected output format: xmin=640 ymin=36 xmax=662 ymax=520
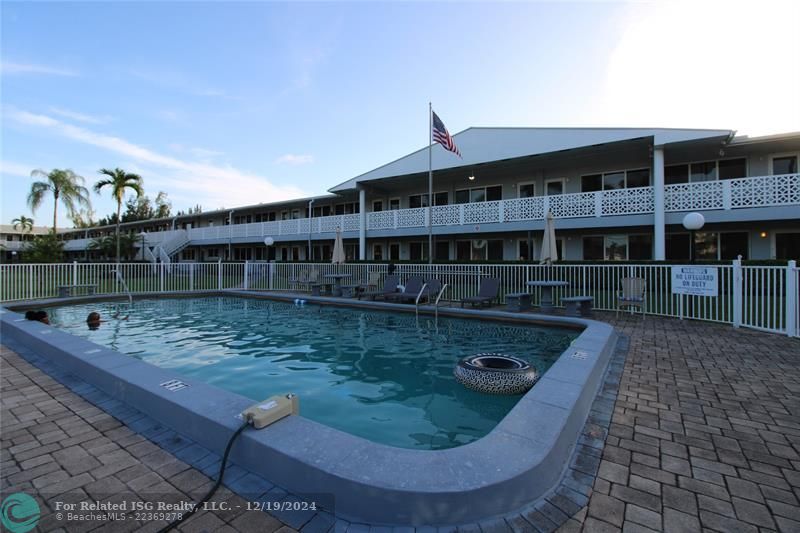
xmin=385 ymin=276 xmax=424 ymax=303
xmin=360 ymin=274 xmax=400 ymax=300
xmin=389 ymin=278 xmax=442 ymax=304
xmin=460 ymin=277 xmax=500 ymax=308
xmin=616 ymin=277 xmax=646 ymax=319
xmin=357 ymin=271 xmax=382 ymax=296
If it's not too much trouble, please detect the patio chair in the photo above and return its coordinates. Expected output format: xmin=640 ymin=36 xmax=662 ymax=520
xmin=616 ymin=277 xmax=646 ymax=319
xmin=360 ymin=274 xmax=400 ymax=300
xmin=460 ymin=277 xmax=500 ymax=308
xmin=389 ymin=278 xmax=442 ymax=305
xmin=288 ymin=271 xmax=309 ymax=291
xmin=357 ymin=271 xmax=382 ymax=295
xmin=385 ymin=276 xmax=424 ymax=303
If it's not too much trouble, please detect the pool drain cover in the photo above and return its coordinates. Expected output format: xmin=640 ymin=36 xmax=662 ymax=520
xmin=160 ymin=379 xmax=189 ymax=392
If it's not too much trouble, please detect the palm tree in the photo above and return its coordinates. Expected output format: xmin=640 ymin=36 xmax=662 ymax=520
xmin=12 ymin=215 xmax=34 ymax=233
xmin=27 ymin=169 xmax=91 ymax=233
xmin=94 ymin=168 xmax=144 ymax=262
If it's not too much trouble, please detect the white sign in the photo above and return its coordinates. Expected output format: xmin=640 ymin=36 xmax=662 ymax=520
xmin=671 ymin=266 xmax=719 ymax=297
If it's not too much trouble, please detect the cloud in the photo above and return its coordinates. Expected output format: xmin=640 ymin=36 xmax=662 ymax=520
xmin=275 ymin=153 xmax=314 ymax=165
xmin=1 ymin=62 xmax=78 ymax=77
xmin=0 ymin=160 xmax=34 ymax=177
xmin=168 ymin=143 xmax=225 ymax=159
xmin=48 ymin=107 xmax=111 ymax=125
xmin=601 ymin=1 xmax=800 ymax=136
xmin=5 ymin=107 xmax=307 ymax=210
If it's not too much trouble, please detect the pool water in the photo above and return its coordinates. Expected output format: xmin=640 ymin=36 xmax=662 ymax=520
xmin=46 ymin=297 xmax=578 ymax=449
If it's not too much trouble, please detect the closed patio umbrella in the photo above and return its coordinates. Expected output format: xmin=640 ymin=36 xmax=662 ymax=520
xmin=539 ymin=210 xmax=558 ymax=265
xmin=332 ymin=228 xmax=346 ymax=264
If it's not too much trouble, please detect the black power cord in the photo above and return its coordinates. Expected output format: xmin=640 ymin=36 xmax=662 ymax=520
xmin=157 ymin=420 xmax=251 ymax=533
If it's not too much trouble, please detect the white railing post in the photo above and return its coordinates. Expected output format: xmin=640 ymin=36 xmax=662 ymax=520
xmin=732 ymin=257 xmax=742 ymax=328
xmin=268 ymin=261 xmax=274 ymax=291
xmin=786 ymin=260 xmax=797 ymax=337
xmin=459 ymin=204 xmax=465 ymax=225
xmin=218 ymin=259 xmax=223 ymax=290
xmin=159 ymin=262 xmax=165 ymax=292
xmin=594 ymin=192 xmax=602 ymax=217
xmin=722 ymin=180 xmax=732 ymax=210
xmin=244 ymin=260 xmax=250 ymax=290
xmin=543 ymin=196 xmax=550 ymax=216
xmin=498 ymin=200 xmax=504 ymax=223
xmin=393 ymin=210 xmax=399 ymax=229
xmin=189 ymin=263 xmax=194 ymax=292
xmin=72 ymin=261 xmax=78 ymax=286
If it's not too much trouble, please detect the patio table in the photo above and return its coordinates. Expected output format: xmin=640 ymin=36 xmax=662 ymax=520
xmin=324 ymin=273 xmax=353 ymax=297
xmin=526 ymin=280 xmax=569 ymax=313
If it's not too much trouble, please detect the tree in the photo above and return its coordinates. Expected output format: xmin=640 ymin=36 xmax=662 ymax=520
xmin=12 ymin=216 xmax=34 ymax=233
xmin=70 ymin=208 xmax=96 ymax=229
xmin=93 ymin=168 xmax=144 ymax=262
xmin=23 ymin=232 xmax=65 ymax=263
xmin=118 ymin=191 xmax=172 ymax=223
xmin=88 ymin=234 xmax=138 ymax=261
xmin=27 ymin=169 xmax=91 ymax=233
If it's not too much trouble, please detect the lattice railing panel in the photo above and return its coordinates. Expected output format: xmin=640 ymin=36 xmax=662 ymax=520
xmin=601 ymin=187 xmax=654 ymax=216
xmin=731 ymin=174 xmax=800 ymax=208
xmin=503 ymin=197 xmax=545 ymax=222
xmin=367 ymin=211 xmax=395 ymax=230
xmin=432 ymin=205 xmax=460 ymax=226
xmin=397 ymin=208 xmax=426 ymax=228
xmin=665 ymin=181 xmax=723 ymax=212
xmin=549 ymin=192 xmax=596 ymax=218
xmin=464 ymin=201 xmax=501 ymax=224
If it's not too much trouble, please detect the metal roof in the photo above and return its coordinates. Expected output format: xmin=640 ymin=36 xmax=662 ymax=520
xmin=329 ymin=127 xmax=734 ymax=192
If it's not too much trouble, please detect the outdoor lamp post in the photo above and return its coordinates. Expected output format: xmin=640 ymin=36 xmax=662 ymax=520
xmin=682 ymin=212 xmax=705 ymax=263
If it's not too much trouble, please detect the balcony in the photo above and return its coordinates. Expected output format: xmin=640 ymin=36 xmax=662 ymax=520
xmin=49 ymin=174 xmax=799 ymax=252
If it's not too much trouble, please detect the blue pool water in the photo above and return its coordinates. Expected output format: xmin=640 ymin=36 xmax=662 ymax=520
xmin=47 ymin=297 xmax=578 ymax=449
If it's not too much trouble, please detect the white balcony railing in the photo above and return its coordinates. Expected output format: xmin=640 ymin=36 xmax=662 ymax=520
xmin=42 ymin=174 xmax=800 ymax=248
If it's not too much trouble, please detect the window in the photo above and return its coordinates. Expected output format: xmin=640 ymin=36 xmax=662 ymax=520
xmin=603 ymin=172 xmax=625 ymax=191
xmin=720 ymin=232 xmax=748 ymax=260
xmin=666 ymin=233 xmax=690 ymax=260
xmin=313 ymin=244 xmax=331 ymax=261
xmin=434 ymin=192 xmax=448 ymax=205
xmin=772 ymin=155 xmax=798 ymax=175
xmin=389 ymin=243 xmax=400 ymax=260
xmin=583 ymin=237 xmax=604 ymax=260
xmin=665 ymin=164 xmax=689 ymax=185
xmin=456 ymin=240 xmax=471 ymax=261
xmin=581 ymin=175 xmax=602 ymax=192
xmin=389 ymin=198 xmax=400 ymax=210
xmin=518 ymin=240 xmax=534 ymax=261
xmin=487 ymin=240 xmax=503 ymax=260
xmin=626 ymin=169 xmax=650 ymax=188
xmin=629 ymin=235 xmax=653 ymax=260
xmin=335 ymin=202 xmax=359 ymax=215
xmin=545 ymin=179 xmax=564 ymax=195
xmin=776 ymin=233 xmax=800 ymax=260
xmin=581 ymin=169 xmax=650 ymax=192
xmin=373 ymin=244 xmax=383 ymax=261
xmin=409 ymin=195 xmax=426 ymax=209
xmin=409 ymin=242 xmax=427 ymax=261
xmin=455 ymin=186 xmax=502 ymax=204
xmin=345 ymin=244 xmax=358 ymax=262
xmin=518 ymin=182 xmax=535 ymax=198
xmin=718 ymin=158 xmax=747 ymax=180
xmin=694 ymin=232 xmax=718 ymax=260
xmin=690 ymin=161 xmax=717 ymax=182
xmin=435 ymin=241 xmax=449 ymax=261
xmin=313 ymin=205 xmax=332 ymax=217
xmin=605 ymin=235 xmax=628 ymax=261
xmin=372 ymin=200 xmax=383 ymax=212
xmin=455 ymin=239 xmax=502 ymax=260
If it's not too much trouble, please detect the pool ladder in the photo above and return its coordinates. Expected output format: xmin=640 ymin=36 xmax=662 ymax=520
xmin=110 ymin=269 xmax=133 ymax=304
xmin=415 ymin=283 xmax=449 ymax=320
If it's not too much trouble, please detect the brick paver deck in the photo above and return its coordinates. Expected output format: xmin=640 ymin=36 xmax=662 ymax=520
xmin=564 ymin=314 xmax=800 ymax=533
xmin=3 ymin=312 xmax=799 ymax=532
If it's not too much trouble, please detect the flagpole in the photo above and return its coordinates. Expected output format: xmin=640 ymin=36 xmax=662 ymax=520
xmin=428 ymin=102 xmax=433 ymax=265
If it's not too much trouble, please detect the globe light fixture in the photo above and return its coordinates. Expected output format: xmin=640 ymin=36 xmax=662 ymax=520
xmin=264 ymin=237 xmax=274 ymax=246
xmin=682 ymin=212 xmax=705 ymax=263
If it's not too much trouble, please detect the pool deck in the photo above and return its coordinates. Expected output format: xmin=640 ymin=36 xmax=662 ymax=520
xmin=2 ymin=308 xmax=800 ymax=532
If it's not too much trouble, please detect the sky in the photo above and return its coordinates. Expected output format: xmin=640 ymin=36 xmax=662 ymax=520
xmin=2 ymin=0 xmax=798 ymax=229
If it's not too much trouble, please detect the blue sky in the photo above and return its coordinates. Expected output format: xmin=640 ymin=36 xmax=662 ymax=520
xmin=2 ymin=1 xmax=798 ymax=228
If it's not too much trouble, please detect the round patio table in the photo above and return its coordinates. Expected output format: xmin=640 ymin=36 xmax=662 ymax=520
xmin=527 ymin=280 xmax=569 ymax=313
xmin=324 ymin=273 xmax=352 ymax=297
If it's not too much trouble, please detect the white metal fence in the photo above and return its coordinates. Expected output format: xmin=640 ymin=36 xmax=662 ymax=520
xmin=1 ymin=260 xmax=798 ymax=337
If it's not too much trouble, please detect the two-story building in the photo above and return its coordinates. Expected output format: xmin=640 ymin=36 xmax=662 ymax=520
xmin=9 ymin=127 xmax=800 ymax=263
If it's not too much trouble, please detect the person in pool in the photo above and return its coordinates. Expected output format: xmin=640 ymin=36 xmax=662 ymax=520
xmin=25 ymin=310 xmax=37 ymax=320
xmin=33 ymin=311 xmax=50 ymax=324
xmin=86 ymin=312 xmax=102 ymax=330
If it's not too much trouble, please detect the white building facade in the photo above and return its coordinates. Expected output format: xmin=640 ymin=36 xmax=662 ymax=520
xmin=6 ymin=127 xmax=799 ymax=263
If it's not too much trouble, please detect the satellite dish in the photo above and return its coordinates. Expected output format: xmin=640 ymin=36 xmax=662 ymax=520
xmin=264 ymin=237 xmax=274 ymax=246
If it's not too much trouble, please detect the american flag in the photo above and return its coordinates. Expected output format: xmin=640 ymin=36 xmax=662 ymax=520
xmin=432 ymin=110 xmax=461 ymax=157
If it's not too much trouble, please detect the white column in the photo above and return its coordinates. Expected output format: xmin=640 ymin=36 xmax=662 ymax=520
xmin=653 ymin=146 xmax=666 ymax=260
xmin=358 ymin=188 xmax=366 ymax=260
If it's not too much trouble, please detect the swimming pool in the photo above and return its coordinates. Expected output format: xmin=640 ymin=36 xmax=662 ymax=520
xmin=46 ymin=296 xmax=578 ymax=450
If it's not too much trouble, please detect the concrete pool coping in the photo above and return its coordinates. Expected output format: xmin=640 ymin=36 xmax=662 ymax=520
xmin=1 ymin=290 xmax=618 ymax=525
